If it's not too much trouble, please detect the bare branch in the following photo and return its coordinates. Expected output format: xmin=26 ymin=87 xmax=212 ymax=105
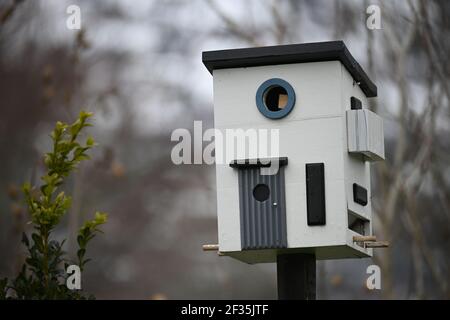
xmin=206 ymin=0 xmax=262 ymax=46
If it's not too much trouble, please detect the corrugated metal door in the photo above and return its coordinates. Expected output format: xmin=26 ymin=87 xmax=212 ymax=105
xmin=236 ymin=165 xmax=287 ymax=250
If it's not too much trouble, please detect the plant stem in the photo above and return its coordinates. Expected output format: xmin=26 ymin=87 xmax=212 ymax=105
xmin=42 ymin=227 xmax=49 ymax=292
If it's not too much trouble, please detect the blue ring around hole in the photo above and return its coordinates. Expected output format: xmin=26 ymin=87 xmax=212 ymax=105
xmin=255 ymin=78 xmax=296 ymax=119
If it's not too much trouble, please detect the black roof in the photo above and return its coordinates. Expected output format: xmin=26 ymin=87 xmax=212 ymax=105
xmin=202 ymin=41 xmax=377 ymax=97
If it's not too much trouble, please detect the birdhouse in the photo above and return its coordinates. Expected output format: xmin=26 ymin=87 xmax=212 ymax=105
xmin=202 ymin=41 xmax=385 ymax=264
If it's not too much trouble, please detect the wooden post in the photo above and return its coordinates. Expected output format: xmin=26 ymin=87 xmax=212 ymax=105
xmin=277 ymin=253 xmax=316 ymax=300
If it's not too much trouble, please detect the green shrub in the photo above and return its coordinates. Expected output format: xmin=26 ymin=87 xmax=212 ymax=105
xmin=1 ymin=111 xmax=107 ymax=299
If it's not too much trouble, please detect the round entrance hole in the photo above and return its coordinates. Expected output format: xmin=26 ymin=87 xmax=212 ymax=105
xmin=253 ymin=184 xmax=270 ymax=202
xmin=264 ymin=85 xmax=288 ymax=111
xmin=255 ymin=78 xmax=296 ymax=119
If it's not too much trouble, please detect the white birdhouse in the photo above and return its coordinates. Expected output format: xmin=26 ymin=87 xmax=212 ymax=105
xmin=202 ymin=41 xmax=385 ymax=264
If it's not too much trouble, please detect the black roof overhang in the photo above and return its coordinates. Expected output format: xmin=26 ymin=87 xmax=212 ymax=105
xmin=202 ymin=41 xmax=377 ymax=98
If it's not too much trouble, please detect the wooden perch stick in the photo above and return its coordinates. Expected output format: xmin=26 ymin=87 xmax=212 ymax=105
xmin=202 ymin=244 xmax=219 ymax=251
xmin=364 ymin=241 xmax=389 ymax=248
xmin=353 ymin=235 xmax=377 ymax=242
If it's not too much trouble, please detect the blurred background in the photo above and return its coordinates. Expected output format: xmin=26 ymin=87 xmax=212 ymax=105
xmin=0 ymin=0 xmax=449 ymax=299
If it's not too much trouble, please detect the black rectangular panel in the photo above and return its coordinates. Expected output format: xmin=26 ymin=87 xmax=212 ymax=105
xmin=230 ymin=157 xmax=288 ymax=169
xmin=306 ymin=163 xmax=326 ymax=226
xmin=351 ymin=96 xmax=362 ymax=110
xmin=353 ymin=183 xmax=368 ymax=206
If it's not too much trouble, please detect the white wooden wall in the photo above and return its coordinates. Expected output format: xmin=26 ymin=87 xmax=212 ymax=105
xmin=212 ymin=61 xmax=376 ymax=262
